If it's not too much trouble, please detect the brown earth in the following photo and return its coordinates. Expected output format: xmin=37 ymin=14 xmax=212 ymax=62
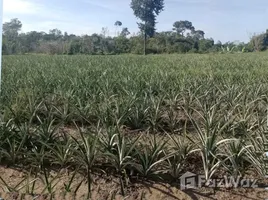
xmin=0 ymin=167 xmax=267 ymax=200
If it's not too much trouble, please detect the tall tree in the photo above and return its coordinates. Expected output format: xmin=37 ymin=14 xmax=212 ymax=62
xmin=3 ymin=18 xmax=22 ymax=37
xmin=249 ymin=31 xmax=268 ymax=51
xmin=114 ymin=21 xmax=122 ymax=27
xmin=173 ymin=20 xmax=195 ymax=36
xmin=114 ymin=21 xmax=122 ymax=36
xmin=120 ymin=27 xmax=130 ymax=37
xmin=131 ymin=0 xmax=165 ymax=55
xmin=3 ymin=18 xmax=22 ymax=54
xmin=192 ymin=30 xmax=205 ymax=40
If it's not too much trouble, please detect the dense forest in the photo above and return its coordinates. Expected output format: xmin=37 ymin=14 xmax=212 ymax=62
xmin=2 ymin=0 xmax=268 ymax=55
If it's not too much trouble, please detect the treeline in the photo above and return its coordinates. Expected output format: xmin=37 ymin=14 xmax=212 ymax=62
xmin=2 ymin=18 xmax=267 ymax=55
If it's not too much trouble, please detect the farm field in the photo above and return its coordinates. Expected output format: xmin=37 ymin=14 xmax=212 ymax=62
xmin=0 ymin=53 xmax=268 ymax=199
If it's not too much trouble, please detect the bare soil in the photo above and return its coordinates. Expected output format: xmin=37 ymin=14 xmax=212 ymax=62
xmin=0 ymin=167 xmax=267 ymax=200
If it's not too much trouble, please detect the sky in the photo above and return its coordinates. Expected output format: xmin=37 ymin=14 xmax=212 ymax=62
xmin=3 ymin=0 xmax=268 ymax=42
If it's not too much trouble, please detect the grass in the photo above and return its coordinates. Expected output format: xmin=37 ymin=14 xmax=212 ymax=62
xmin=0 ymin=53 xmax=268 ymax=198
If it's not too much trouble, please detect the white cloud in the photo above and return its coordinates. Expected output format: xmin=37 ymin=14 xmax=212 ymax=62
xmin=3 ymin=0 xmax=104 ymax=35
xmin=3 ymin=0 xmax=42 ymax=15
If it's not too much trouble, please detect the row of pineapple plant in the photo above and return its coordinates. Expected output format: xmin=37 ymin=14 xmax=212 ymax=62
xmin=0 ymin=54 xmax=267 ymax=198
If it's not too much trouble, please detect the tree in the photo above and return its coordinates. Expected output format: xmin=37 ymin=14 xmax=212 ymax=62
xmin=3 ymin=18 xmax=22 ymax=54
xmin=173 ymin=20 xmax=194 ymax=36
xmin=192 ymin=30 xmax=205 ymax=40
xmin=198 ymin=38 xmax=214 ymax=53
xmin=249 ymin=31 xmax=268 ymax=51
xmin=131 ymin=0 xmax=165 ymax=55
xmin=2 ymin=17 xmax=254 ymax=55
xmin=114 ymin=21 xmax=122 ymax=36
xmin=19 ymin=31 xmax=44 ymax=53
xmin=49 ymin=29 xmax=63 ymax=40
xmin=114 ymin=21 xmax=122 ymax=27
xmin=101 ymin=27 xmax=109 ymax=38
xmin=3 ymin=18 xmax=22 ymax=37
xmin=115 ymin=36 xmax=130 ymax=53
xmin=120 ymin=27 xmax=130 ymax=37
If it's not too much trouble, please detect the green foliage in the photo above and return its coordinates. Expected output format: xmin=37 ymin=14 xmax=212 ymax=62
xmin=133 ymin=135 xmax=168 ymax=178
xmin=114 ymin=21 xmax=122 ymax=27
xmin=198 ymin=38 xmax=214 ymax=53
xmin=72 ymin=125 xmax=100 ymax=199
xmin=249 ymin=31 xmax=268 ymax=51
xmin=131 ymin=0 xmax=165 ymax=55
xmin=0 ymin=54 xmax=267 ymax=196
xmin=2 ymin=18 xmax=23 ymax=54
xmin=3 ymin=18 xmax=261 ymax=55
xmin=115 ymin=36 xmax=131 ymax=54
xmin=173 ymin=20 xmax=194 ymax=36
xmin=131 ymin=0 xmax=164 ymax=37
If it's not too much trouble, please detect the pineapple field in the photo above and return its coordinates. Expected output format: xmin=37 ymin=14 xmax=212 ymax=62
xmin=0 ymin=53 xmax=268 ymax=199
